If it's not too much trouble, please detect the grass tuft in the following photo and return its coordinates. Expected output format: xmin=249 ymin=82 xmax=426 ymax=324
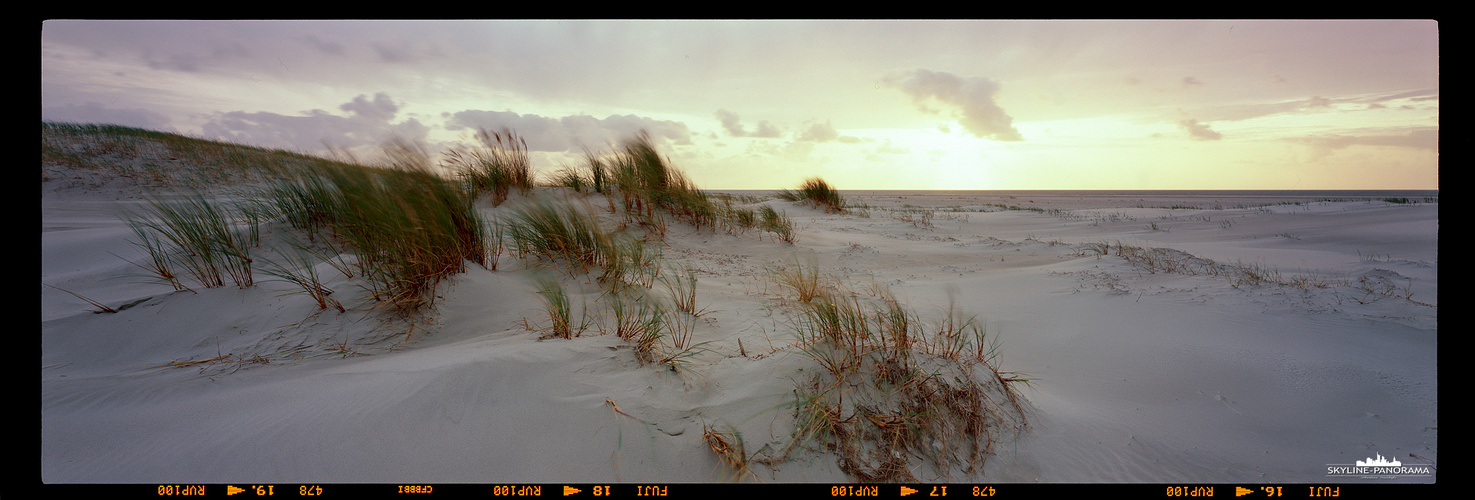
xmin=660 ymin=264 xmax=706 ymax=317
xmin=703 ymin=421 xmax=759 ymax=482
xmin=123 ymin=191 xmax=255 ymax=290
xmin=778 ymin=177 xmax=846 ymax=213
xmin=442 ymin=127 xmax=534 ymax=206
xmin=533 ymin=274 xmax=589 ymax=339
xmin=767 ymin=264 xmax=1030 ymax=482
xmin=769 ymin=257 xmax=824 ymax=304
xmin=504 ymin=197 xmax=615 ymax=274
xmin=259 ymin=241 xmax=346 ymax=313
xmin=758 ymin=205 xmax=796 ymax=243
xmin=260 ymin=156 xmax=488 ymax=314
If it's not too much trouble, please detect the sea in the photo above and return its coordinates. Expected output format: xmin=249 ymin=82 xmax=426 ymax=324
xmin=709 ymin=189 xmax=1439 ymax=211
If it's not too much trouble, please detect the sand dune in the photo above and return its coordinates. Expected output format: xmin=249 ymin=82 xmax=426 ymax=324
xmin=41 ymin=163 xmax=1436 ymax=487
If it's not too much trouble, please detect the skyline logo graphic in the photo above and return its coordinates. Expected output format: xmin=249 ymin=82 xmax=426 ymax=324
xmin=1355 ymin=453 xmax=1401 ymax=467
xmin=1326 ymin=451 xmax=1432 ymax=479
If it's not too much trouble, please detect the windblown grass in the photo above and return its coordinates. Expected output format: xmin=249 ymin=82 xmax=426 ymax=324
xmin=497 ymin=193 xmax=704 ymax=369
xmin=599 ymin=287 xmax=667 ymax=347
xmin=660 ymin=264 xmax=706 ymax=317
xmin=768 ymin=256 xmax=825 ymax=304
xmin=593 ymin=285 xmax=704 ymax=374
xmin=72 ymin=125 xmax=485 ymax=315
xmin=599 ymin=236 xmax=662 ymax=291
xmin=778 ymin=177 xmax=845 ymax=213
xmin=259 ymin=242 xmax=345 ymax=313
xmin=504 ymin=197 xmax=615 ymax=274
xmin=582 ymin=131 xmax=729 ymax=234
xmin=580 ymin=146 xmax=610 ymax=194
xmin=260 ymin=155 xmax=488 ymax=314
xmin=758 ymin=205 xmax=796 ymax=243
xmin=540 ymin=131 xmax=792 ymax=244
xmin=768 ymin=264 xmax=1030 ymax=482
xmin=442 ymin=127 xmax=534 ymax=206
xmin=333 ymin=166 xmax=486 ymax=312
xmin=534 ymin=274 xmax=589 ymax=339
xmin=117 ymin=219 xmax=193 ymax=292
xmin=43 ymin=284 xmax=119 ymax=314
xmin=548 ymin=164 xmax=592 ymax=192
xmin=891 ymin=210 xmax=934 ymax=229
xmin=122 ymin=192 xmax=255 ymax=290
xmin=717 ymin=199 xmax=758 ymax=235
xmin=62 ymin=121 xmax=1040 ymax=481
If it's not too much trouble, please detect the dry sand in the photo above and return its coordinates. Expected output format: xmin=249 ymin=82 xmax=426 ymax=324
xmin=40 ymin=175 xmax=1437 ymax=487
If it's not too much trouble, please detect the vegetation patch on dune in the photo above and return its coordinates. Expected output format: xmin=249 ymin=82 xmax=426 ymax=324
xmin=778 ymin=176 xmax=846 ymax=213
xmin=43 ymin=122 xmax=344 ymax=190
xmin=46 ymin=121 xmax=1033 ymax=483
xmin=762 ymin=262 xmax=1031 ymax=482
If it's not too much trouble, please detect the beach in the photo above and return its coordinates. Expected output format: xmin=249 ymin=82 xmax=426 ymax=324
xmin=41 ymin=173 xmax=1437 ymax=485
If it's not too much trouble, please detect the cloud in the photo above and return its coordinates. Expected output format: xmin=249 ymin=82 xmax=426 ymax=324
xmin=798 ymin=120 xmax=837 ymax=142
xmin=339 ymin=93 xmax=401 ymax=124
xmin=141 ymin=41 xmax=253 ymax=73
xmin=715 ymin=109 xmax=781 ymax=138
xmin=795 ymin=119 xmax=862 ymax=144
xmin=200 ymin=92 xmax=427 ymax=153
xmin=753 ymin=121 xmax=782 ymax=138
xmin=371 ymin=38 xmax=443 ymax=63
xmin=864 ymin=139 xmax=909 ymax=162
xmin=1178 ymin=118 xmax=1222 ymax=140
xmin=874 ymin=140 xmax=909 ymax=155
xmin=1290 ymin=127 xmax=1438 ymax=160
xmin=447 ymin=110 xmax=693 ymax=152
xmin=1185 ymin=94 xmax=1358 ymax=123
xmin=1190 ymin=90 xmax=1437 ymax=125
xmin=741 ymin=139 xmax=818 ymax=163
xmin=295 ymin=34 xmax=345 ymax=55
xmin=715 ymin=109 xmax=744 ymax=136
xmin=882 ymin=68 xmax=1023 ymax=141
xmin=781 ymin=141 xmax=815 ymax=162
xmin=1304 ymin=96 xmax=1333 ymax=108
xmin=1182 ymin=76 xmax=1205 ymax=87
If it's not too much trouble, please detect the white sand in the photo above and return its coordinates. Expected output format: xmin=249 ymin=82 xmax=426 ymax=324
xmin=40 ymin=178 xmax=1437 ymax=485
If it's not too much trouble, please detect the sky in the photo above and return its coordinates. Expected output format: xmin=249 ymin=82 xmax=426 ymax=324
xmin=40 ymin=19 xmax=1439 ymax=190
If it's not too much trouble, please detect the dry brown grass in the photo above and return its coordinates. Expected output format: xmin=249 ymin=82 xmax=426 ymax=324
xmin=703 ymin=421 xmax=760 ymax=482
xmin=768 ymin=264 xmax=1031 ymax=482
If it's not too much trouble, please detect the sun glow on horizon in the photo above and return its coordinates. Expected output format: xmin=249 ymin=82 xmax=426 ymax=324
xmin=41 ymin=19 xmax=1438 ymax=191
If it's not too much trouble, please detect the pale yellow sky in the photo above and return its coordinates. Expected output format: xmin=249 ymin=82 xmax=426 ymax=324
xmin=41 ymin=20 xmax=1439 ymax=190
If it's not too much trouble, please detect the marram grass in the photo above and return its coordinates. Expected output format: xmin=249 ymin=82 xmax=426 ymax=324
xmin=122 ymin=191 xmax=255 ymax=290
xmin=758 ymin=205 xmax=796 ymax=243
xmin=771 ymin=263 xmax=1030 ymax=482
xmin=62 ymin=122 xmax=1037 ymax=483
xmin=504 ymin=197 xmax=615 ymax=274
xmin=259 ymin=155 xmax=488 ymax=314
xmin=442 ymin=127 xmax=534 ymax=206
xmin=260 ymin=244 xmax=345 ymax=313
xmin=777 ymin=177 xmax=845 ymax=213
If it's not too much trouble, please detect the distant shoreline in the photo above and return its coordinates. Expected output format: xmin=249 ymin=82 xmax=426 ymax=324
xmin=713 ymin=189 xmax=1439 ymax=197
xmin=708 ymin=188 xmax=1438 ymax=211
